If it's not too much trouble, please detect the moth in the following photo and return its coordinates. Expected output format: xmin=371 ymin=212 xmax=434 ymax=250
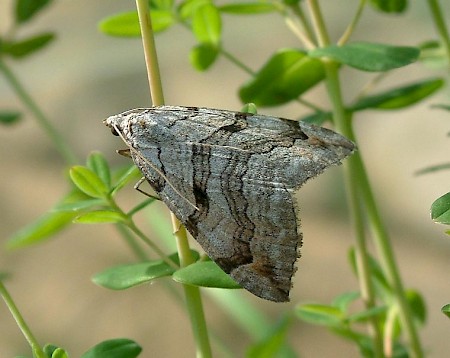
xmin=104 ymin=106 xmax=355 ymax=302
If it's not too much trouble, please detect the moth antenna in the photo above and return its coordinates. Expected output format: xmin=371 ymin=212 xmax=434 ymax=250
xmin=111 ymin=123 xmax=200 ymax=211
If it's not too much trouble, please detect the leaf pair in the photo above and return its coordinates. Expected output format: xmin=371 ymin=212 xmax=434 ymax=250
xmin=6 ymin=152 xmax=140 ymax=248
xmin=41 ymin=339 xmax=141 ymax=358
xmin=240 ymin=43 xmax=431 ymax=110
xmin=296 ymin=248 xmax=426 ymax=356
xmin=93 ymin=252 xmax=241 ymax=292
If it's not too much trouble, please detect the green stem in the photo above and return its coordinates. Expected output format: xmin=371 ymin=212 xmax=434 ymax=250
xmin=323 ymin=61 xmax=384 ymax=358
xmin=220 ymin=49 xmax=255 ymax=75
xmin=309 ymin=2 xmax=423 ymax=355
xmin=338 ymin=0 xmax=366 ymax=45
xmin=353 ymin=149 xmax=423 ymax=357
xmin=135 ymin=0 xmax=165 ymax=105
xmin=427 ymin=0 xmax=450 ymax=61
xmin=135 ymin=1 xmax=212 ymax=356
xmin=0 ymin=59 xmax=77 ymax=165
xmin=284 ymin=2 xmax=316 ymax=49
xmin=0 ymin=281 xmax=46 ymax=358
xmin=115 ymin=223 xmax=150 ymax=261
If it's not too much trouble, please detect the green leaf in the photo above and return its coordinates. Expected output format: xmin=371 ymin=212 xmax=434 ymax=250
xmin=87 ymin=151 xmax=111 ymax=188
xmin=239 ymin=48 xmax=325 ymax=106
xmin=43 ymin=345 xmax=68 ymax=358
xmin=7 ymin=211 xmax=77 ymax=249
xmin=419 ymin=40 xmax=449 ymax=69
xmin=219 ymin=3 xmax=279 ymax=14
xmin=2 ymin=33 xmax=55 ymax=58
xmin=172 ymin=261 xmax=241 ymax=289
xmin=0 ymin=111 xmax=22 ymax=125
xmin=309 ymin=42 xmax=420 ymax=72
xmin=442 ymin=304 xmax=450 ymax=319
xmin=127 ymin=198 xmax=157 ymax=216
xmin=189 ymin=42 xmax=219 ymax=70
xmin=295 ymin=303 xmax=344 ymax=326
xmin=350 ymin=78 xmax=444 ymax=111
xmin=15 ymin=0 xmax=52 ymax=23
xmin=431 ymin=192 xmax=450 ymax=225
xmin=241 ymin=103 xmax=258 ymax=114
xmin=346 ymin=305 xmax=388 ymax=323
xmin=51 ymin=348 xmax=69 ymax=358
xmin=406 ymin=289 xmax=426 ymax=325
xmin=369 ymin=0 xmax=407 ymax=13
xmin=81 ymin=338 xmax=142 ymax=358
xmin=192 ymin=4 xmax=222 ymax=45
xmin=247 ymin=314 xmax=294 ymax=358
xmin=70 ymin=166 xmax=109 ymax=199
xmin=93 ymin=260 xmax=175 ymax=290
xmin=331 ymin=291 xmax=360 ymax=312
xmin=74 ymin=210 xmax=126 ymax=224
xmin=111 ymin=165 xmax=141 ymax=195
xmin=98 ymin=11 xmax=174 ymax=37
xmin=53 ymin=198 xmax=106 ymax=212
xmin=151 ymin=0 xmax=174 ymax=11
xmin=300 ymin=111 xmax=332 ymax=126
xmin=415 ymin=162 xmax=450 ymax=175
xmin=178 ymin=0 xmax=212 ymax=20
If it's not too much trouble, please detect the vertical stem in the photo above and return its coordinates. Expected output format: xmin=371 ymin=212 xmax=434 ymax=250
xmin=427 ymin=0 xmax=450 ymax=61
xmin=135 ymin=1 xmax=212 ymax=356
xmin=0 ymin=59 xmax=77 ymax=165
xmin=308 ymin=2 xmax=423 ymax=356
xmin=135 ymin=0 xmax=165 ymax=106
xmin=0 ymin=282 xmax=46 ymax=358
xmin=324 ymin=61 xmax=384 ymax=358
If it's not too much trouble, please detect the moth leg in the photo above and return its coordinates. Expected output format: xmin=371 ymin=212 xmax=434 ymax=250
xmin=134 ymin=177 xmax=161 ymax=201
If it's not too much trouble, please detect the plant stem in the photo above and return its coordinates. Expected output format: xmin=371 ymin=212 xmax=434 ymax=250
xmin=338 ymin=0 xmax=366 ymax=45
xmin=0 ymin=59 xmax=77 ymax=165
xmin=323 ymin=60 xmax=384 ymax=358
xmin=115 ymin=223 xmax=150 ymax=261
xmin=427 ymin=0 xmax=450 ymax=61
xmin=135 ymin=1 xmax=212 ymax=356
xmin=309 ymin=2 xmax=423 ymax=355
xmin=352 ymin=149 xmax=423 ymax=357
xmin=0 ymin=281 xmax=46 ymax=358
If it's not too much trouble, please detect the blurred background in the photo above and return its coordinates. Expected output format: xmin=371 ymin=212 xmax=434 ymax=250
xmin=0 ymin=0 xmax=449 ymax=356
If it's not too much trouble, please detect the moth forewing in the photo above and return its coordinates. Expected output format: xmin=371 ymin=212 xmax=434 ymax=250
xmin=105 ymin=106 xmax=355 ymax=302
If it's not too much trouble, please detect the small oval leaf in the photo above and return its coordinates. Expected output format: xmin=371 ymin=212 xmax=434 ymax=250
xmin=81 ymin=338 xmax=142 ymax=358
xmin=172 ymin=261 xmax=241 ymax=289
xmin=431 ymin=192 xmax=450 ymax=225
xmin=87 ymin=151 xmax=111 ymax=188
xmin=93 ymin=260 xmax=176 ymax=290
xmin=70 ymin=166 xmax=109 ymax=199
xmin=406 ymin=289 xmax=426 ymax=324
xmin=309 ymin=42 xmax=420 ymax=72
xmin=74 ymin=210 xmax=126 ymax=224
xmin=15 ymin=0 xmax=52 ymax=23
xmin=98 ymin=11 xmax=174 ymax=37
xmin=53 ymin=198 xmax=106 ymax=212
xmin=7 ymin=211 xmax=77 ymax=249
xmin=350 ymin=78 xmax=444 ymax=111
xmin=369 ymin=0 xmax=407 ymax=13
xmin=192 ymin=4 xmax=222 ymax=45
xmin=442 ymin=304 xmax=450 ymax=319
xmin=189 ymin=43 xmax=219 ymax=70
xmin=239 ymin=48 xmax=325 ymax=106
xmin=0 ymin=111 xmax=22 ymax=125
xmin=2 ymin=33 xmax=55 ymax=58
xmin=219 ymin=3 xmax=279 ymax=14
xmin=295 ymin=304 xmax=344 ymax=326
